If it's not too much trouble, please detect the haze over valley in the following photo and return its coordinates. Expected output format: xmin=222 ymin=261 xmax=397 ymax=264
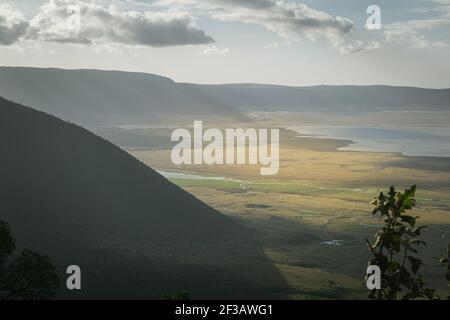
xmin=1 ymin=67 xmax=449 ymax=298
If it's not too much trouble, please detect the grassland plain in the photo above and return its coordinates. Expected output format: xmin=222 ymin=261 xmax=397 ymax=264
xmin=102 ymin=115 xmax=450 ymax=299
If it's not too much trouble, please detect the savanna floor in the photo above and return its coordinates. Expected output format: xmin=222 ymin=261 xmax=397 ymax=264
xmin=101 ymin=112 xmax=450 ymax=299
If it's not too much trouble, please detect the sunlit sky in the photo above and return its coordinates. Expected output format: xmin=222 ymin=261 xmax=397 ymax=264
xmin=1 ymin=0 xmax=450 ymax=87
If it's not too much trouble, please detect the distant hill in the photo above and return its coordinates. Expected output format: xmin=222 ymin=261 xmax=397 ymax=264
xmin=0 ymin=67 xmax=246 ymax=126
xmin=0 ymin=68 xmax=449 ymax=128
xmin=186 ymin=83 xmax=450 ymax=112
xmin=0 ymin=97 xmax=287 ymax=299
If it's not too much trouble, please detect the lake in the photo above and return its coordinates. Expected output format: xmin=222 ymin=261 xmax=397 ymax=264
xmin=288 ymin=126 xmax=450 ymax=157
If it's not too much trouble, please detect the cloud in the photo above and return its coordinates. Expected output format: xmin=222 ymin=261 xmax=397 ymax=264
xmin=433 ymin=0 xmax=450 ymax=16
xmin=199 ymin=45 xmax=230 ymax=56
xmin=384 ymin=19 xmax=450 ymax=49
xmin=381 ymin=1 xmax=450 ymax=50
xmin=151 ymin=0 xmax=450 ymax=53
xmin=434 ymin=0 xmax=450 ymax=6
xmin=0 ymin=5 xmax=29 ymax=45
xmin=0 ymin=0 xmax=214 ymax=47
xmin=338 ymin=40 xmax=382 ymax=55
xmin=157 ymin=0 xmax=354 ymax=46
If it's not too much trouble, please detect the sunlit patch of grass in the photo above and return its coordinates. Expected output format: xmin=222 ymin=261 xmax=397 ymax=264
xmin=125 ymin=123 xmax=450 ymax=299
xmin=274 ymin=264 xmax=366 ymax=300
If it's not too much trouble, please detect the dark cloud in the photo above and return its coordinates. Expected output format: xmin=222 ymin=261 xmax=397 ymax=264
xmin=1 ymin=0 xmax=214 ymax=47
xmin=158 ymin=0 xmax=354 ymax=44
xmin=0 ymin=5 xmax=29 ymax=45
xmin=208 ymin=0 xmax=274 ymax=10
xmin=107 ymin=15 xmax=215 ymax=47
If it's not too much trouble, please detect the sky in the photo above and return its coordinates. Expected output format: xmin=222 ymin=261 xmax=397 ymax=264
xmin=0 ymin=0 xmax=450 ymax=88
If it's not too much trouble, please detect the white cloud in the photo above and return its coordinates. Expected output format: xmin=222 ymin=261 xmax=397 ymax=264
xmin=434 ymin=0 xmax=450 ymax=5
xmin=152 ymin=0 xmax=450 ymax=53
xmin=156 ymin=0 xmax=354 ymax=47
xmin=381 ymin=1 xmax=450 ymax=50
xmin=384 ymin=19 xmax=450 ymax=49
xmin=0 ymin=4 xmax=29 ymax=45
xmin=199 ymin=45 xmax=230 ymax=56
xmin=338 ymin=40 xmax=382 ymax=55
xmin=433 ymin=0 xmax=450 ymax=16
xmin=0 ymin=0 xmax=214 ymax=47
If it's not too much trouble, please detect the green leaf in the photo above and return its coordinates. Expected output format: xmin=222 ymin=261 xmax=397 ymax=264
xmin=396 ymin=185 xmax=417 ymax=214
xmin=412 ymin=226 xmax=427 ymax=236
xmin=400 ymin=215 xmax=416 ymax=227
xmin=407 ymin=256 xmax=422 ymax=275
xmin=409 ymin=239 xmax=427 ymax=247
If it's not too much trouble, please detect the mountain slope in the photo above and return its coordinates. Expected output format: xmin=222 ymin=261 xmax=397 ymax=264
xmin=0 ymin=67 xmax=246 ymax=126
xmin=1 ymin=68 xmax=449 ymax=130
xmin=0 ymin=97 xmax=287 ymax=299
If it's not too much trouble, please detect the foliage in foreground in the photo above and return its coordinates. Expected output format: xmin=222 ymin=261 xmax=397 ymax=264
xmin=366 ymin=185 xmax=437 ymax=300
xmin=0 ymin=220 xmax=60 ymax=300
xmin=440 ymin=245 xmax=450 ymax=300
xmin=162 ymin=290 xmax=191 ymax=300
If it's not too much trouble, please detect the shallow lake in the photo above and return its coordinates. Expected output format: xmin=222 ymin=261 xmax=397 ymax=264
xmin=288 ymin=126 xmax=450 ymax=157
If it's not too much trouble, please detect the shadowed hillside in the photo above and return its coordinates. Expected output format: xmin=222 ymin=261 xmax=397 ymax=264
xmin=0 ymin=67 xmax=246 ymax=126
xmin=0 ymin=97 xmax=288 ymax=299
